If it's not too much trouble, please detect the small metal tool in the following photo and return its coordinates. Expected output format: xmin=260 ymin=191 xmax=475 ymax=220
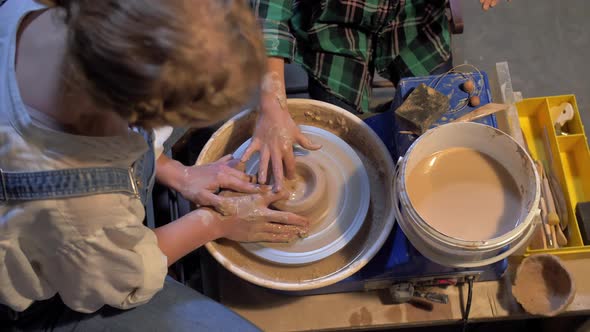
xmin=389 ymin=282 xmax=449 ymax=305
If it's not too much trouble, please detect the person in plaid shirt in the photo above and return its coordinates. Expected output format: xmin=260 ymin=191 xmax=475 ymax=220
xmin=241 ymin=0 xmax=509 ymax=192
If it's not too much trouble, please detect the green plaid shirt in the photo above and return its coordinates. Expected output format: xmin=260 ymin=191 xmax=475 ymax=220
xmin=251 ymin=0 xmax=451 ymax=113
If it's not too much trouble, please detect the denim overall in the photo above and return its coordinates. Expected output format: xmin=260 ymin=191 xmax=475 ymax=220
xmin=0 ymin=127 xmax=261 ymax=331
xmin=0 ymin=129 xmax=156 ymax=208
xmin=0 ymin=129 xmax=158 ymax=322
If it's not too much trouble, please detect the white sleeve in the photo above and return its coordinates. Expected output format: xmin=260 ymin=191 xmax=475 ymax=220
xmin=153 ymin=126 xmax=173 ymax=159
xmin=45 ymin=222 xmax=168 ymax=313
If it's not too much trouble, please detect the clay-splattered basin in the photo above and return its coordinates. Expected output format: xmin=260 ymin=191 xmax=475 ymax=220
xmin=196 ymin=99 xmax=395 ymax=291
xmin=512 ymin=254 xmax=575 ymax=316
xmin=234 ymin=126 xmax=371 ymax=265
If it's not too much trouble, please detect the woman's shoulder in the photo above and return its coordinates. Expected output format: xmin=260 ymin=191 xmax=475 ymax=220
xmin=0 ymin=0 xmax=44 ymax=35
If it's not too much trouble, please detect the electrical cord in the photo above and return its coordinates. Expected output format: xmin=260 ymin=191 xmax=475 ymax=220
xmin=461 ymin=276 xmax=475 ymax=332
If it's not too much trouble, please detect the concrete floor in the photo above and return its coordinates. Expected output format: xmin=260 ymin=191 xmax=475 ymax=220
xmin=453 ymin=0 xmax=590 ymax=130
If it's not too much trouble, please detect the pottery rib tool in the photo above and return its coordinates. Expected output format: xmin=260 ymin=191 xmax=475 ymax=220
xmin=543 ymin=172 xmax=568 ymax=247
xmin=542 ymin=127 xmax=569 ymax=230
xmin=451 ymin=103 xmax=509 ymax=123
xmin=395 ymin=83 xmax=450 ymax=135
xmin=551 ymin=102 xmax=575 ymax=135
xmin=535 ymin=161 xmax=555 ymax=248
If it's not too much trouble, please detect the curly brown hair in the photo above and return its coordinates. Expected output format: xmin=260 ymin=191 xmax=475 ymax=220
xmin=44 ymin=0 xmax=265 ymax=128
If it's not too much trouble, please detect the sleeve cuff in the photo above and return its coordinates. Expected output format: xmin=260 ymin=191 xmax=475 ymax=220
xmin=260 ymin=19 xmax=296 ymax=61
xmin=118 ymin=231 xmax=168 ymax=309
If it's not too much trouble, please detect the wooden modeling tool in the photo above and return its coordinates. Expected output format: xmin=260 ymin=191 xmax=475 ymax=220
xmin=535 ymin=161 xmax=555 ymax=248
xmin=452 ymin=103 xmax=509 ymax=123
xmin=542 ymin=176 xmax=558 ymax=248
xmin=544 ymin=174 xmax=568 ymax=246
xmin=530 ymin=221 xmax=548 ymax=249
xmin=540 ymin=197 xmax=558 ymax=248
xmin=537 ymin=160 xmax=568 ymax=247
xmin=530 ymin=197 xmax=548 ymax=249
xmin=535 ymin=161 xmax=554 ymax=247
xmin=542 ymin=127 xmax=569 ymax=230
xmin=522 ymin=132 xmax=567 ymax=247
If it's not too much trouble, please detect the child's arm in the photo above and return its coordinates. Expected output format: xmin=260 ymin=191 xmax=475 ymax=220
xmin=154 ymin=191 xmax=309 ymax=266
xmin=153 ymin=209 xmax=224 ymax=266
xmin=155 ymin=154 xmax=260 ymax=206
xmin=239 ymin=57 xmax=321 ymax=192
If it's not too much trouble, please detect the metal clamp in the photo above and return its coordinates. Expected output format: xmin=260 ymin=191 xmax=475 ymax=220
xmin=128 ymin=167 xmax=140 ymax=198
xmin=389 ymin=282 xmax=449 ymax=305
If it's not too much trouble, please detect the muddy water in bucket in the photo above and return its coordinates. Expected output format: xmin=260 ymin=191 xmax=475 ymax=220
xmin=407 ymin=147 xmax=524 ymax=241
xmin=395 ymin=122 xmax=540 ymax=268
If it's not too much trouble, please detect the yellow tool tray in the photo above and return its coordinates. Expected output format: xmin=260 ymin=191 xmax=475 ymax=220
xmin=517 ymin=95 xmax=590 ymax=258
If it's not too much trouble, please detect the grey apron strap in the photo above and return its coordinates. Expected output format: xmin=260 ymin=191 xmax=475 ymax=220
xmin=0 ymin=167 xmax=139 ymax=202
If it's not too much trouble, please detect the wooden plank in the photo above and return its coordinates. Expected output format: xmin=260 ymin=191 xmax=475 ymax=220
xmin=216 ymin=258 xmax=590 ymax=331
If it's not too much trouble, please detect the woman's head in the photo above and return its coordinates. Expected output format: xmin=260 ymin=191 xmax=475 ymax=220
xmin=49 ymin=0 xmax=265 ymax=128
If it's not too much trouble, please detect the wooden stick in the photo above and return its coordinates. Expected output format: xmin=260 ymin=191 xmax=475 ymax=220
xmin=452 ymin=103 xmax=509 ymax=123
xmin=542 ymin=127 xmax=569 ymax=230
xmin=540 ymin=197 xmax=557 ymax=248
xmin=535 ymin=161 xmax=555 ymax=248
xmin=543 ymin=173 xmax=569 ymax=246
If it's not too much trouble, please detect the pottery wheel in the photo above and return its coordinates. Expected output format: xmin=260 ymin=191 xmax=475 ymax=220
xmin=232 ymin=125 xmax=370 ymax=265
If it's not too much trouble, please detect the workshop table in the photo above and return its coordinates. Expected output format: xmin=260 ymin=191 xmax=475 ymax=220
xmin=210 ymin=257 xmax=590 ymax=331
xmin=195 ymin=62 xmax=590 ymax=331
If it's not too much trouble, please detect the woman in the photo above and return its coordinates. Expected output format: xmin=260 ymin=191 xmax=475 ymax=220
xmin=0 ymin=0 xmax=308 ymax=330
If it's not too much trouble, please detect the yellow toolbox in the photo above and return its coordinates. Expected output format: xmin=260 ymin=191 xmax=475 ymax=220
xmin=517 ymin=95 xmax=590 ymax=258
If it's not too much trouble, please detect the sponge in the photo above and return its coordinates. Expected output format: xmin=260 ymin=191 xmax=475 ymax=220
xmin=395 ymin=83 xmax=450 ymax=135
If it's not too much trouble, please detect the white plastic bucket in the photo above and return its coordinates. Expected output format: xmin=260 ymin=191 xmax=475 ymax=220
xmin=394 ymin=122 xmax=541 ymax=268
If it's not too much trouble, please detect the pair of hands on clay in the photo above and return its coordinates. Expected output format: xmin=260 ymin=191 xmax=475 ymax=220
xmin=174 ymin=155 xmax=309 ymax=243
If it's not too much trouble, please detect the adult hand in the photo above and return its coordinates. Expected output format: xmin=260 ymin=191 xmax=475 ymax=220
xmin=240 ymin=62 xmax=322 ymax=192
xmin=480 ymin=0 xmax=511 ymax=11
xmin=241 ymin=102 xmax=321 ymax=192
xmin=178 ymin=155 xmax=261 ymax=206
xmin=212 ymin=190 xmax=310 ymax=243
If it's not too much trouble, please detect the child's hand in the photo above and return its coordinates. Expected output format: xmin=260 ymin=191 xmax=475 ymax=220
xmin=480 ymin=0 xmax=511 ymax=11
xmin=212 ymin=190 xmax=310 ymax=243
xmin=178 ymin=155 xmax=261 ymax=206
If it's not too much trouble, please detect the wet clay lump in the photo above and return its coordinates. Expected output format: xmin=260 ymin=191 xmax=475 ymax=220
xmin=407 ymin=147 xmax=523 ymax=241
